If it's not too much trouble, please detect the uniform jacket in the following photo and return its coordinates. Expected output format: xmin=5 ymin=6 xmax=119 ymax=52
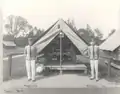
xmin=24 ymin=45 xmax=37 ymax=60
xmin=88 ymin=45 xmax=99 ymax=60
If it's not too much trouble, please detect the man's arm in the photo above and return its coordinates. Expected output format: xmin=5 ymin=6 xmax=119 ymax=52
xmin=88 ymin=47 xmax=90 ymax=57
xmin=24 ymin=46 xmax=27 ymax=56
xmin=34 ymin=47 xmax=38 ymax=60
xmin=97 ymin=46 xmax=100 ymax=58
xmin=83 ymin=47 xmax=89 ymax=58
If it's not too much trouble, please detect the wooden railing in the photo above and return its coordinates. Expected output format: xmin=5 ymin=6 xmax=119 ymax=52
xmin=99 ymin=50 xmax=114 ymax=78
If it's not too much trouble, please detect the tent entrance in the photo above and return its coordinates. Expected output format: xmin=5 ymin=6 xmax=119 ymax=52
xmin=40 ymin=32 xmax=81 ymax=63
xmin=34 ymin=19 xmax=88 ymax=73
xmin=38 ymin=32 xmax=86 ymax=74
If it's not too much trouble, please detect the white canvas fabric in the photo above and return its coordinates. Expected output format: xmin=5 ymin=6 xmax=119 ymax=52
xmin=60 ymin=20 xmax=88 ymax=54
xmin=32 ymin=19 xmax=88 ymax=55
xmin=33 ymin=21 xmax=61 ymax=53
xmin=100 ymin=30 xmax=120 ymax=51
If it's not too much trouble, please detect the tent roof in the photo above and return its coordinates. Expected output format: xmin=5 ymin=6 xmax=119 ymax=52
xmin=33 ymin=19 xmax=88 ymax=54
xmin=63 ymin=20 xmax=88 ymax=45
xmin=33 ymin=20 xmax=59 ymax=44
xmin=33 ymin=19 xmax=88 ymax=45
xmin=100 ymin=30 xmax=120 ymax=51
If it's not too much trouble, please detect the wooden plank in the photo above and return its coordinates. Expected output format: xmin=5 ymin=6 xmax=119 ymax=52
xmin=105 ymin=61 xmax=120 ymax=70
xmin=45 ymin=64 xmax=87 ymax=71
xmin=8 ymin=55 xmax=12 ymax=77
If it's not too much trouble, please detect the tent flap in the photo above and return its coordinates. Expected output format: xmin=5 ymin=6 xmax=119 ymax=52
xmin=33 ymin=29 xmax=60 ymax=53
xmin=61 ymin=20 xmax=88 ymax=54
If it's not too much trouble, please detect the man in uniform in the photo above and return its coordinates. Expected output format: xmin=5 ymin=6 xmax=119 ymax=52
xmin=24 ymin=38 xmax=37 ymax=82
xmin=88 ymin=41 xmax=99 ymax=81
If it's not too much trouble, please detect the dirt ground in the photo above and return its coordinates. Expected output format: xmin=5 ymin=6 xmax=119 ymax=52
xmin=2 ymin=56 xmax=120 ymax=94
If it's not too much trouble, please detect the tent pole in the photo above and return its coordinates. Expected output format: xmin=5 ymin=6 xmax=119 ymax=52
xmin=60 ymin=32 xmax=62 ymax=74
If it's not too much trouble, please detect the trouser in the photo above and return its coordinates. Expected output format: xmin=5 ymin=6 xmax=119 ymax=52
xmin=90 ymin=59 xmax=99 ymax=79
xmin=26 ymin=60 xmax=36 ymax=80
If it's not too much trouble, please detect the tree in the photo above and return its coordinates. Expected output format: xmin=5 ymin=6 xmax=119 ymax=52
xmin=24 ymin=24 xmax=33 ymax=35
xmin=41 ymin=28 xmax=44 ymax=32
xmin=66 ymin=18 xmax=77 ymax=31
xmin=108 ymin=29 xmax=116 ymax=37
xmin=32 ymin=27 xmax=38 ymax=36
xmin=28 ymin=31 xmax=34 ymax=38
xmin=77 ymin=28 xmax=92 ymax=44
xmin=37 ymin=29 xmax=42 ymax=36
xmin=94 ymin=28 xmax=103 ymax=40
xmin=5 ymin=15 xmax=15 ymax=35
xmin=85 ymin=24 xmax=104 ymax=45
xmin=14 ymin=16 xmax=28 ymax=36
xmin=5 ymin=15 xmax=28 ymax=37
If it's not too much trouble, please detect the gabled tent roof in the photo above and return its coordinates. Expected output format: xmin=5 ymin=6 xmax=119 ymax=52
xmin=33 ymin=19 xmax=88 ymax=54
xmin=100 ymin=30 xmax=120 ymax=51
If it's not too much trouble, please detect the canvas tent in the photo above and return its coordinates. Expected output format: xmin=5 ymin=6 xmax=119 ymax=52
xmin=100 ymin=30 xmax=120 ymax=51
xmin=32 ymin=19 xmax=88 ymax=55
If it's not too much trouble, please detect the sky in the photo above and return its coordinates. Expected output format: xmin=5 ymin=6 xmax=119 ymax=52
xmin=2 ymin=0 xmax=120 ymax=38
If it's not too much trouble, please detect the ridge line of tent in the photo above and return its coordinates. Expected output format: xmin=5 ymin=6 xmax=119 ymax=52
xmin=32 ymin=19 xmax=89 ymax=46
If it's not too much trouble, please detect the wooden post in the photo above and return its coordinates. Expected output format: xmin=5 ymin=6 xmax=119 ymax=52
xmin=60 ymin=32 xmax=62 ymax=74
xmin=8 ymin=54 xmax=12 ymax=78
xmin=3 ymin=54 xmax=12 ymax=81
xmin=108 ymin=58 xmax=112 ymax=77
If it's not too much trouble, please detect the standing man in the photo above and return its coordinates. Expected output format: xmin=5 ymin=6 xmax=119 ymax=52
xmin=24 ymin=38 xmax=37 ymax=82
xmin=88 ymin=41 xmax=99 ymax=81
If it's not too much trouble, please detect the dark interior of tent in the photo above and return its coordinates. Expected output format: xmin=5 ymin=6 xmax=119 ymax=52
xmin=37 ymin=33 xmax=82 ymax=66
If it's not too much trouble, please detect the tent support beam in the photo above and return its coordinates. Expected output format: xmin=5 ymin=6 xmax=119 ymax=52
xmin=60 ymin=32 xmax=63 ymax=74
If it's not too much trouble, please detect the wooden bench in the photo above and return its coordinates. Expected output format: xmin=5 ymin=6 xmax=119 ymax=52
xmin=45 ymin=64 xmax=87 ymax=74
